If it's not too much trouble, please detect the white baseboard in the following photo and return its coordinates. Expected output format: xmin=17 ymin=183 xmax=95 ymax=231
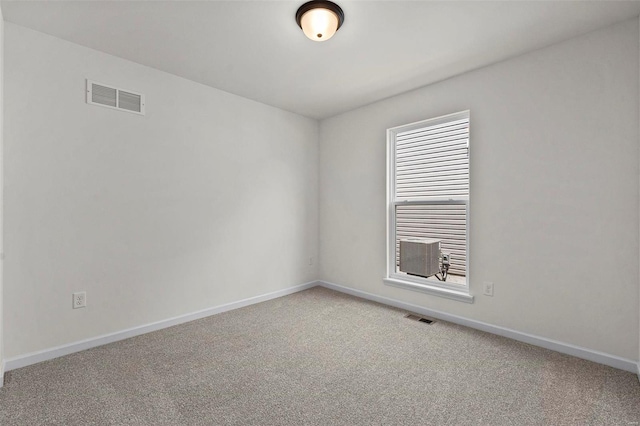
xmin=0 ymin=360 xmax=4 ymax=388
xmin=319 ymin=280 xmax=638 ymax=374
xmin=4 ymin=281 xmax=319 ymax=372
xmin=637 ymin=361 xmax=640 ymax=383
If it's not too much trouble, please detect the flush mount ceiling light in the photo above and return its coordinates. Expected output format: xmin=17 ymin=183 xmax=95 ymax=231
xmin=295 ymin=0 xmax=344 ymax=42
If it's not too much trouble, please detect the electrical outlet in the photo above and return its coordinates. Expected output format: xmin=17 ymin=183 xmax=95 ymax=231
xmin=72 ymin=292 xmax=86 ymax=309
xmin=483 ymin=282 xmax=494 ymax=297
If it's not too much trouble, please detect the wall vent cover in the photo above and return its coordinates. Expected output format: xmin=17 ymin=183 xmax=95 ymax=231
xmin=86 ymin=79 xmax=145 ymax=115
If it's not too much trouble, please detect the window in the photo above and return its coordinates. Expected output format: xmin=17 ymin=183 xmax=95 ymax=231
xmin=386 ymin=111 xmax=472 ymax=302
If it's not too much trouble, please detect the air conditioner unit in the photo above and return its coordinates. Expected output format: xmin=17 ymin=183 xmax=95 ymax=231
xmin=399 ymin=238 xmax=441 ymax=278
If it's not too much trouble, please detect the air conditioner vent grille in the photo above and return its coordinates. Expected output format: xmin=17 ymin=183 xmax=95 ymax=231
xmin=118 ymin=90 xmax=142 ymax=113
xmin=86 ymin=79 xmax=145 ymax=115
xmin=91 ymin=84 xmax=117 ymax=107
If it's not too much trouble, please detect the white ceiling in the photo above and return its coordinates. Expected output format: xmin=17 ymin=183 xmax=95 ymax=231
xmin=2 ymin=1 xmax=640 ymax=119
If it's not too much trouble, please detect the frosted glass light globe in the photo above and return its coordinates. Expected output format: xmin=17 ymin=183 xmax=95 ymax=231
xmin=300 ymin=7 xmax=340 ymax=41
xmin=295 ymin=1 xmax=344 ymax=42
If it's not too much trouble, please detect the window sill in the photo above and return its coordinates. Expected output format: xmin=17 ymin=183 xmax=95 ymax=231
xmin=383 ymin=277 xmax=474 ymax=304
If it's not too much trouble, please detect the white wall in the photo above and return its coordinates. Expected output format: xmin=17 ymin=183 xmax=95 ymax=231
xmin=319 ymin=18 xmax=639 ymax=361
xmin=3 ymin=23 xmax=319 ymax=359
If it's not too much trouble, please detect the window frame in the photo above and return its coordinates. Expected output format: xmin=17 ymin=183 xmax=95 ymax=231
xmin=385 ymin=111 xmax=473 ymax=302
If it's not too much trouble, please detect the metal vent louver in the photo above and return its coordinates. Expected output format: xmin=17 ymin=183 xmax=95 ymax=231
xmin=87 ymin=80 xmax=145 ymax=115
xmin=118 ymin=90 xmax=142 ymax=113
xmin=405 ymin=314 xmax=435 ymax=324
xmin=91 ymin=84 xmax=116 ymax=107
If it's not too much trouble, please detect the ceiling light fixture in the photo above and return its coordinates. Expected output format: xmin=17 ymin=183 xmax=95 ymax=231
xmin=295 ymin=0 xmax=344 ymax=42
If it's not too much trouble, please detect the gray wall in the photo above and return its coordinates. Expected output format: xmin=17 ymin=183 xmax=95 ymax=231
xmin=3 ymin=23 xmax=319 ymax=359
xmin=319 ymin=18 xmax=639 ymax=361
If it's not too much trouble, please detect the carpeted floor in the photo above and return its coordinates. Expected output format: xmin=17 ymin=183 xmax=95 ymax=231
xmin=0 ymin=286 xmax=639 ymax=425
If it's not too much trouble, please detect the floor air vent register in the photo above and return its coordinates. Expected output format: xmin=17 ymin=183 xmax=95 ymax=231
xmin=405 ymin=314 xmax=435 ymax=324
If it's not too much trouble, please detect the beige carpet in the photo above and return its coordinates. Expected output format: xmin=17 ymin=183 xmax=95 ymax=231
xmin=0 ymin=286 xmax=639 ymax=425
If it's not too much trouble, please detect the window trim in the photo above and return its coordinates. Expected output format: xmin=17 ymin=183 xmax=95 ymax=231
xmin=385 ymin=111 xmax=473 ymax=303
